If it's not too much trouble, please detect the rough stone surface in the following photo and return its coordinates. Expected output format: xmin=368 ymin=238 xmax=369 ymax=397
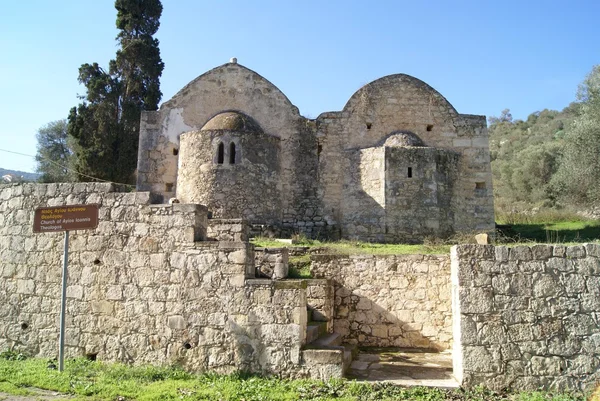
xmin=137 ymin=62 xmax=495 ymax=242
xmin=254 ymin=248 xmax=289 ymax=279
xmin=0 ymin=183 xmax=321 ymax=377
xmin=452 ymin=244 xmax=600 ymax=392
xmin=311 ymin=253 xmax=452 ymax=350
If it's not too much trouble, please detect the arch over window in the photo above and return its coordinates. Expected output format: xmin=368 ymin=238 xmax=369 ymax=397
xmin=217 ymin=142 xmax=224 ymax=164
xmin=229 ymin=143 xmax=236 ymax=164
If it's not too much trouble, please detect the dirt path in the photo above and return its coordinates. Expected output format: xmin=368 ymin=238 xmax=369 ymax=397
xmin=0 ymin=388 xmax=75 ymax=400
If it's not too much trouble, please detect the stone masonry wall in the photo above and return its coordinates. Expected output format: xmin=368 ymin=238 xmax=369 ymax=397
xmin=317 ymin=74 xmax=495 ymax=240
xmin=311 ymin=254 xmax=452 ymax=350
xmin=0 ymin=183 xmax=309 ymax=377
xmin=452 ymin=244 xmax=600 ymax=392
xmin=138 ymin=62 xmax=494 ymax=241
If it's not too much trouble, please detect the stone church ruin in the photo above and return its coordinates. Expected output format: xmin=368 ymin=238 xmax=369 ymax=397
xmin=136 ymin=59 xmax=495 ymax=242
xmin=1 ymin=61 xmax=598 ymax=391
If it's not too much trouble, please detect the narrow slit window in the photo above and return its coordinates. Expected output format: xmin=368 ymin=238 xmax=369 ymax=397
xmin=172 ymin=148 xmax=179 ymax=156
xmin=407 ymin=167 xmax=413 ymax=178
xmin=426 ymin=124 xmax=434 ymax=132
xmin=217 ymin=142 xmax=224 ymax=164
xmin=229 ymin=143 xmax=236 ymax=164
xmin=366 ymin=123 xmax=372 ymax=130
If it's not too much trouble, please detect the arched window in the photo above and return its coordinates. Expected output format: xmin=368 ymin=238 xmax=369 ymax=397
xmin=217 ymin=142 xmax=224 ymax=164
xmin=229 ymin=143 xmax=236 ymax=164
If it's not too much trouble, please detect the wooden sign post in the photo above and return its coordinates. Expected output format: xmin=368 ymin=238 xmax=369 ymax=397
xmin=33 ymin=204 xmax=99 ymax=371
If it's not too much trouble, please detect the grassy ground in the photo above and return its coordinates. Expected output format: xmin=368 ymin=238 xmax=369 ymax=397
xmin=252 ymin=238 xmax=451 ymax=255
xmin=253 ymin=210 xmax=600 ymax=254
xmin=501 ymin=220 xmax=600 ymax=243
xmin=0 ymin=356 xmax=589 ymax=401
xmin=496 ymin=209 xmax=600 ymax=243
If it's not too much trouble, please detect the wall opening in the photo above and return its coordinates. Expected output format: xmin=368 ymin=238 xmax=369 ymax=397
xmin=229 ymin=143 xmax=236 ymax=164
xmin=475 ymin=182 xmax=486 ymax=189
xmin=165 ymin=183 xmax=174 ymax=192
xmin=217 ymin=142 xmax=224 ymax=164
xmin=366 ymin=123 xmax=372 ymax=130
xmin=408 ymin=167 xmax=413 ymax=178
xmin=86 ymin=353 xmax=98 ymax=361
xmin=427 ymin=124 xmax=434 ymax=132
xmin=172 ymin=148 xmax=179 ymax=156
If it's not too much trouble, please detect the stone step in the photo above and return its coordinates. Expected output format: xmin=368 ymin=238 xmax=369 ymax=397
xmin=342 ymin=344 xmax=357 ymax=373
xmin=306 ymin=321 xmax=327 ymax=344
xmin=300 ymin=348 xmax=345 ymax=380
xmin=311 ymin=332 xmax=342 ymax=348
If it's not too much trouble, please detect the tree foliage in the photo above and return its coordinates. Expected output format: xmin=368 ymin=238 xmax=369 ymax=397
xmin=552 ymin=65 xmax=600 ymax=204
xmin=490 ymin=65 xmax=600 ymax=213
xmin=489 ymin=107 xmax=577 ymax=210
xmin=68 ymin=0 xmax=164 ymax=184
xmin=35 ymin=119 xmax=75 ymax=183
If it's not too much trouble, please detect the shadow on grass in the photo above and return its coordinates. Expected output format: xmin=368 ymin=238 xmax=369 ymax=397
xmin=499 ymin=221 xmax=600 ymax=243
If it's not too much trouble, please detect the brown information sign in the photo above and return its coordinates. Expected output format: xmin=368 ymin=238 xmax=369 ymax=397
xmin=33 ymin=204 xmax=99 ymax=233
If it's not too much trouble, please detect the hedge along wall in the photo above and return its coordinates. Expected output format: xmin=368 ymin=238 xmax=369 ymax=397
xmin=310 ymin=253 xmax=453 ymax=350
xmin=452 ymin=244 xmax=600 ymax=392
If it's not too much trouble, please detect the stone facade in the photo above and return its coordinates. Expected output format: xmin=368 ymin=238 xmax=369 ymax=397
xmin=137 ymin=60 xmax=494 ymax=242
xmin=2 ymin=183 xmax=600 ymax=390
xmin=0 ymin=183 xmax=315 ymax=376
xmin=452 ymin=244 xmax=600 ymax=392
xmin=311 ymin=254 xmax=453 ymax=350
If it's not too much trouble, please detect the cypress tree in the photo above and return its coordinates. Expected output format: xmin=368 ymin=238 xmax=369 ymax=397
xmin=68 ymin=0 xmax=164 ymax=184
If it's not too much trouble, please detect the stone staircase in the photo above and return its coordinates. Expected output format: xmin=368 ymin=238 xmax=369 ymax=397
xmin=301 ymin=307 xmax=356 ymax=378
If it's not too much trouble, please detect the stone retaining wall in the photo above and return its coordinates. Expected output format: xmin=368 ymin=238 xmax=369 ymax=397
xmin=310 ymin=253 xmax=452 ymax=350
xmin=452 ymin=244 xmax=600 ymax=391
xmin=0 ymin=183 xmax=309 ymax=377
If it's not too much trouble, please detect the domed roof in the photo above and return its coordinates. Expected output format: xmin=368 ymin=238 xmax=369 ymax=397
xmin=201 ymin=111 xmax=263 ymax=133
xmin=383 ymin=131 xmax=426 ymax=147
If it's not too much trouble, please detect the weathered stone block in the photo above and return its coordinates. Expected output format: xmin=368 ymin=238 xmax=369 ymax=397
xmin=584 ymin=243 xmax=600 ymax=257
xmin=509 ymin=246 xmax=532 ymax=261
xmin=566 ymin=245 xmax=586 ymax=259
xmin=530 ymin=356 xmax=562 ymax=376
xmin=531 ymin=245 xmax=553 ymax=260
xmin=17 ymin=279 xmax=34 ymax=294
xmin=463 ymin=346 xmax=501 ymax=373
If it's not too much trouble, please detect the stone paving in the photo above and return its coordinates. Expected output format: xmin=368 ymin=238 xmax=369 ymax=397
xmin=346 ymin=348 xmax=459 ymax=388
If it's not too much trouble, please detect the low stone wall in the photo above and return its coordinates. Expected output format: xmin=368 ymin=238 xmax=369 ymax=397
xmin=206 ymin=218 xmax=249 ymax=242
xmin=452 ymin=244 xmax=600 ymax=391
xmin=0 ymin=183 xmax=309 ymax=377
xmin=310 ymin=254 xmax=452 ymax=350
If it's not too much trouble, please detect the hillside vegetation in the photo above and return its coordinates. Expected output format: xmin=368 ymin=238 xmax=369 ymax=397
xmin=490 ymin=65 xmax=600 ymax=221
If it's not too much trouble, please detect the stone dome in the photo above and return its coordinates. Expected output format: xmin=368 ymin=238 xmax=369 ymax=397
xmin=201 ymin=111 xmax=263 ymax=133
xmin=383 ymin=131 xmax=426 ymax=147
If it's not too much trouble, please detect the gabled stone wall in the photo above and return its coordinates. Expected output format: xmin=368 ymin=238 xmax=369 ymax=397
xmin=452 ymin=244 xmax=600 ymax=392
xmin=137 ymin=61 xmax=495 ymax=241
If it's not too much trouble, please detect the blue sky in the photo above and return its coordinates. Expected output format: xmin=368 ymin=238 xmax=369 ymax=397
xmin=0 ymin=0 xmax=598 ymax=173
